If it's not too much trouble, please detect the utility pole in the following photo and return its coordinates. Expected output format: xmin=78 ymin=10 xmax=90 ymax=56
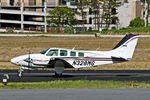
xmin=0 ymin=2 xmax=1 ymax=28
xmin=44 ymin=2 xmax=47 ymax=33
xmin=21 ymin=2 xmax=24 ymax=32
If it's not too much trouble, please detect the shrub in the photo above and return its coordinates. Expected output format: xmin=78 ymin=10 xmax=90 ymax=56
xmin=8 ymin=28 xmax=13 ymax=32
xmin=64 ymin=27 xmax=74 ymax=33
xmin=129 ymin=17 xmax=145 ymax=27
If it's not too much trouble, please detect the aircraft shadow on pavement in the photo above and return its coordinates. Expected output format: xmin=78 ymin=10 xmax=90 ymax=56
xmin=21 ymin=74 xmax=75 ymax=78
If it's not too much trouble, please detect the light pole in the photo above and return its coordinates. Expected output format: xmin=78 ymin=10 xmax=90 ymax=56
xmin=44 ymin=2 xmax=47 ymax=33
xmin=21 ymin=2 xmax=24 ymax=32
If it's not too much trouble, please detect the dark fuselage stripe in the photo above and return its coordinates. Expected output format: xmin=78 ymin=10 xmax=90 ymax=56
xmin=60 ymin=58 xmax=130 ymax=62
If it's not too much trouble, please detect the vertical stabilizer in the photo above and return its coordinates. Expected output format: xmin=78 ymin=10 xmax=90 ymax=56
xmin=111 ymin=34 xmax=139 ymax=60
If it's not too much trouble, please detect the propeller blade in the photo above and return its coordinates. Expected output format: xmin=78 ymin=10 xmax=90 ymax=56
xmin=28 ymin=49 xmax=31 ymax=67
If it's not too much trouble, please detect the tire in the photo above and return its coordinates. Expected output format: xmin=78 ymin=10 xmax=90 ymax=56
xmin=54 ymin=60 xmax=64 ymax=77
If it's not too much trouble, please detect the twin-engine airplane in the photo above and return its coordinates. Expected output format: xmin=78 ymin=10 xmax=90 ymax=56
xmin=11 ymin=33 xmax=139 ymax=77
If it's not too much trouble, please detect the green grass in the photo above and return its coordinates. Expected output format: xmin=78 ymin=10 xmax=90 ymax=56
xmin=1 ymin=27 xmax=150 ymax=35
xmin=102 ymin=27 xmax=150 ymax=34
xmin=76 ymin=30 xmax=99 ymax=34
xmin=0 ymin=30 xmax=99 ymax=34
xmin=1 ymin=80 xmax=150 ymax=89
xmin=0 ymin=30 xmax=98 ymax=34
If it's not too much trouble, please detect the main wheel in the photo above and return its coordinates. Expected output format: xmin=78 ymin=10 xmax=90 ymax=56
xmin=54 ymin=60 xmax=64 ymax=77
xmin=55 ymin=72 xmax=62 ymax=77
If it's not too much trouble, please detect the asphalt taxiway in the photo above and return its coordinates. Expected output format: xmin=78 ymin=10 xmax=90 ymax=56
xmin=1 ymin=89 xmax=150 ymax=100
xmin=1 ymin=70 xmax=150 ymax=82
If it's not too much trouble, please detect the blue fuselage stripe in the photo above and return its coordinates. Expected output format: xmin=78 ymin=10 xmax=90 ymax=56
xmin=56 ymin=57 xmax=131 ymax=61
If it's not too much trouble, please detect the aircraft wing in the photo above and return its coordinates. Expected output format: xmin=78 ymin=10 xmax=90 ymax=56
xmin=48 ymin=57 xmax=74 ymax=68
xmin=25 ymin=57 xmax=74 ymax=68
xmin=48 ymin=57 xmax=96 ymax=68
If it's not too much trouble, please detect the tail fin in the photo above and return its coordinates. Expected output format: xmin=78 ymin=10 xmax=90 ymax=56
xmin=111 ymin=33 xmax=139 ymax=60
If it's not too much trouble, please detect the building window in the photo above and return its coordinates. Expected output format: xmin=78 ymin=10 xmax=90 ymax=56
xmin=10 ymin=0 xmax=14 ymax=5
xmin=59 ymin=0 xmax=75 ymax=5
xmin=29 ymin=0 xmax=36 ymax=11
xmin=89 ymin=8 xmax=92 ymax=15
xmin=29 ymin=0 xmax=36 ymax=5
xmin=59 ymin=0 xmax=66 ymax=5
xmin=42 ymin=0 xmax=45 ymax=5
xmin=124 ymin=0 xmax=128 ymax=3
xmin=89 ymin=17 xmax=92 ymax=24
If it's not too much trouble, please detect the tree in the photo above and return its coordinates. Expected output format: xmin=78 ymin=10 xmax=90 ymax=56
xmin=47 ymin=7 xmax=77 ymax=27
xmin=90 ymin=0 xmax=103 ymax=31
xmin=90 ymin=0 xmax=121 ymax=30
xmin=141 ymin=0 xmax=150 ymax=26
xmin=129 ymin=17 xmax=145 ymax=27
xmin=75 ymin=0 xmax=89 ymax=31
xmin=102 ymin=0 xmax=121 ymax=29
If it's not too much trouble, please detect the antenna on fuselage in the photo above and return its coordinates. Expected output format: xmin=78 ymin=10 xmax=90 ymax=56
xmin=72 ymin=45 xmax=76 ymax=50
xmin=96 ymin=48 xmax=100 ymax=51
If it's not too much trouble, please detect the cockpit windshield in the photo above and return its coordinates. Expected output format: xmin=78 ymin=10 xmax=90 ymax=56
xmin=40 ymin=48 xmax=50 ymax=54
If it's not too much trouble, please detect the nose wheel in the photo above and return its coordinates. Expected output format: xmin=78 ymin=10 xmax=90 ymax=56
xmin=18 ymin=68 xmax=24 ymax=77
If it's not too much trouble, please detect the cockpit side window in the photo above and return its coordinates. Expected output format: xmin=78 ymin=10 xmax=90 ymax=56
xmin=78 ymin=52 xmax=84 ymax=57
xmin=70 ymin=51 xmax=76 ymax=57
xmin=60 ymin=50 xmax=67 ymax=56
xmin=40 ymin=48 xmax=50 ymax=54
xmin=46 ymin=49 xmax=58 ymax=56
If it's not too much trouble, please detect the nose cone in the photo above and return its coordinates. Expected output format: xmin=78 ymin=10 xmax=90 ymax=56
xmin=11 ymin=55 xmax=30 ymax=66
xmin=11 ymin=57 xmax=20 ymax=65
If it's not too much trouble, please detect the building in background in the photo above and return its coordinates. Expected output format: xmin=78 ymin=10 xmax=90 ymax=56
xmin=0 ymin=0 xmax=58 ymax=32
xmin=0 ymin=0 xmax=145 ymax=32
xmin=117 ymin=0 xmax=143 ymax=28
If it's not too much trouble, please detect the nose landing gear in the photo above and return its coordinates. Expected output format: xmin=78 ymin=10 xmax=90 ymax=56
xmin=18 ymin=66 xmax=36 ymax=77
xmin=18 ymin=67 xmax=24 ymax=77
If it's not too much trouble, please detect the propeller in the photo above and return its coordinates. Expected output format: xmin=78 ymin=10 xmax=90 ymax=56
xmin=28 ymin=49 xmax=31 ymax=68
xmin=24 ymin=49 xmax=32 ymax=68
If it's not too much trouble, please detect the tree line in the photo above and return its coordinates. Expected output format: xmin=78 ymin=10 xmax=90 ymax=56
xmin=47 ymin=0 xmax=124 ymax=32
xmin=141 ymin=0 xmax=150 ymax=27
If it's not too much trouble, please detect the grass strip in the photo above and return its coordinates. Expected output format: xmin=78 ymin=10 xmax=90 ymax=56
xmin=1 ymin=27 xmax=150 ymax=35
xmin=1 ymin=80 xmax=150 ymax=89
xmin=101 ymin=27 xmax=150 ymax=34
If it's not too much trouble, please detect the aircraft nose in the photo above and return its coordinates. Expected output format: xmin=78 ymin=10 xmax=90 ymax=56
xmin=11 ymin=57 xmax=20 ymax=65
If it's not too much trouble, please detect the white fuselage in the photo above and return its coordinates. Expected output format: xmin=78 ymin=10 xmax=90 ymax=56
xmin=11 ymin=48 xmax=126 ymax=69
xmin=11 ymin=34 xmax=139 ymax=73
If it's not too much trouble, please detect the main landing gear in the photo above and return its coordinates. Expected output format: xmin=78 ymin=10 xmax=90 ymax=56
xmin=54 ymin=60 xmax=64 ymax=77
xmin=55 ymin=72 xmax=62 ymax=77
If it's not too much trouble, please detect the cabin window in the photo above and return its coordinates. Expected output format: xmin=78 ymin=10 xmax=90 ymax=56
xmin=46 ymin=49 xmax=58 ymax=56
xmin=70 ymin=51 xmax=76 ymax=57
xmin=78 ymin=52 xmax=84 ymax=57
xmin=60 ymin=50 xmax=67 ymax=56
xmin=40 ymin=48 xmax=50 ymax=54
